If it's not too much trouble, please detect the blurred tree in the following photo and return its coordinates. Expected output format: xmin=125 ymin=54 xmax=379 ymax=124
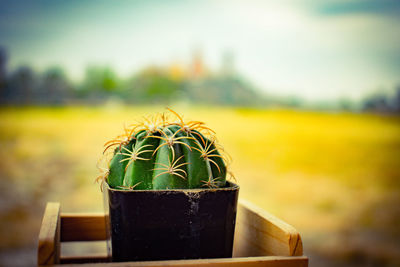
xmin=359 ymin=86 xmax=400 ymax=113
xmin=39 ymin=67 xmax=72 ymax=104
xmin=78 ymin=66 xmax=120 ymax=101
xmin=8 ymin=66 xmax=37 ymax=105
xmin=0 ymin=47 xmax=7 ymax=103
xmin=185 ymin=75 xmax=263 ymax=106
xmin=362 ymin=92 xmax=391 ymax=112
xmin=125 ymin=67 xmax=183 ymax=104
xmin=392 ymin=86 xmax=400 ymax=113
xmin=338 ymin=98 xmax=354 ymax=111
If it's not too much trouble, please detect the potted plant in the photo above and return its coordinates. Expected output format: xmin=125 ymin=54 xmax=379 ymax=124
xmin=97 ymin=108 xmax=239 ymax=262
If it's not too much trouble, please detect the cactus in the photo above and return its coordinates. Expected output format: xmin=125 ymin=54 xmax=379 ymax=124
xmin=97 ymin=109 xmax=232 ymax=190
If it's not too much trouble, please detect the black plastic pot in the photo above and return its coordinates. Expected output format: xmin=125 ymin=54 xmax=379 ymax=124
xmin=103 ymin=182 xmax=239 ymax=262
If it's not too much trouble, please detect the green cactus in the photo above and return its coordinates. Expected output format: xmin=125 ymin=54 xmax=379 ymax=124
xmin=99 ymin=109 xmax=231 ymax=190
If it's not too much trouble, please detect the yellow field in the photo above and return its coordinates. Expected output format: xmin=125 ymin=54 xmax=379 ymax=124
xmin=0 ymin=106 xmax=399 ymax=264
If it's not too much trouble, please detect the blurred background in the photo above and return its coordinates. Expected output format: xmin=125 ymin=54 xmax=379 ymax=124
xmin=0 ymin=0 xmax=400 ymax=266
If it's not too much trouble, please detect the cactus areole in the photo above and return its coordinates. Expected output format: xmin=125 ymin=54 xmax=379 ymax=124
xmin=98 ymin=109 xmax=239 ymax=262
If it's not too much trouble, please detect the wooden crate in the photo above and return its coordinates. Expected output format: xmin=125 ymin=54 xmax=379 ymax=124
xmin=38 ymin=200 xmax=308 ymax=266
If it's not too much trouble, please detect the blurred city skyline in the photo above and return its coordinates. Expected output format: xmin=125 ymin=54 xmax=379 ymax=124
xmin=1 ymin=0 xmax=400 ymax=101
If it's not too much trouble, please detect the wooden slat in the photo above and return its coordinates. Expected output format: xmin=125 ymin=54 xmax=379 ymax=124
xmin=60 ymin=213 xmax=107 ymax=242
xmin=60 ymin=254 xmax=109 ymax=264
xmin=54 ymin=256 xmax=308 ymax=267
xmin=38 ymin=202 xmax=61 ymax=265
xmin=233 ymin=199 xmax=303 ymax=257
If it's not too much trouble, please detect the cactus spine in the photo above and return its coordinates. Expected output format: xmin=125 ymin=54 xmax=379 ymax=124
xmin=99 ymin=109 xmax=230 ymax=190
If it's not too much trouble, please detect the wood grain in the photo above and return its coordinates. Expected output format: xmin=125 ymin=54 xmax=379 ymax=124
xmin=60 ymin=213 xmax=107 ymax=242
xmin=54 ymin=256 xmax=308 ymax=267
xmin=233 ymin=199 xmax=303 ymax=257
xmin=37 ymin=202 xmax=61 ymax=265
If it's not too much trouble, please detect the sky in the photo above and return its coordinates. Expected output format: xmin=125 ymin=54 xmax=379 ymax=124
xmin=0 ymin=0 xmax=399 ymax=101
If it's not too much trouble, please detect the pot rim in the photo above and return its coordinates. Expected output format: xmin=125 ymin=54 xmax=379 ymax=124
xmin=105 ymin=181 xmax=239 ymax=193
